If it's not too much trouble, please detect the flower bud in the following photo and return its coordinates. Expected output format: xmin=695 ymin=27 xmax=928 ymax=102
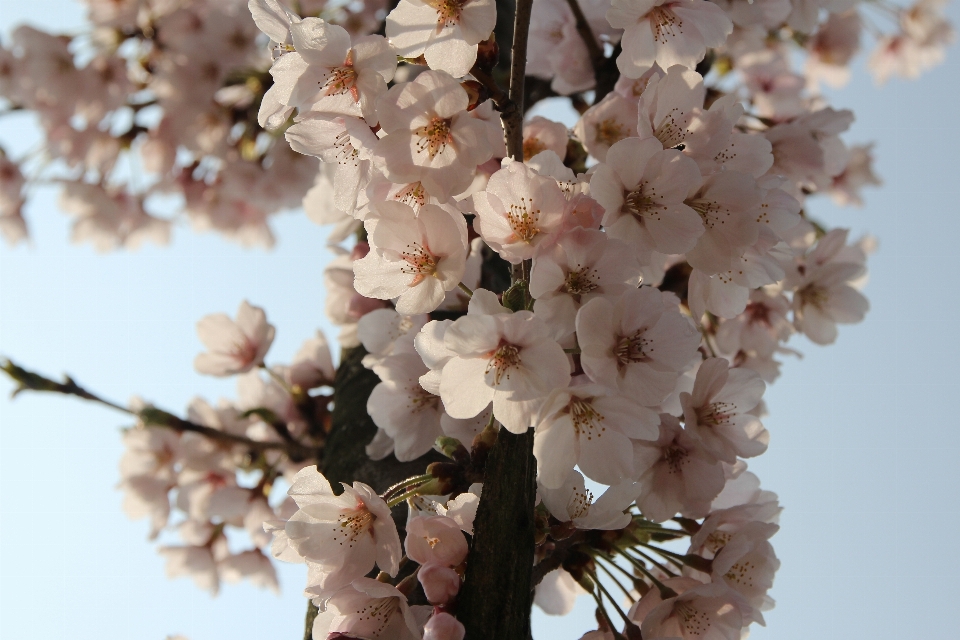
xmin=423 ymin=612 xmax=465 ymax=640
xmin=419 ymin=563 xmax=461 ymax=604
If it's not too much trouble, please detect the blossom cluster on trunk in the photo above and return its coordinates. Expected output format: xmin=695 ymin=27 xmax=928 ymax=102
xmin=0 ymin=0 xmax=952 ymax=638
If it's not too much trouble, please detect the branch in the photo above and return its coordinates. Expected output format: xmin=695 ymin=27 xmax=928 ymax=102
xmin=504 ymin=0 xmax=533 ymax=160
xmin=565 ymin=0 xmax=604 ymax=68
xmin=0 ymin=358 xmax=316 ymax=459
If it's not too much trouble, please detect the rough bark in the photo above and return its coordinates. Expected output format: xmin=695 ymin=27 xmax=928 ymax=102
xmin=456 ymin=2 xmax=540 ymax=639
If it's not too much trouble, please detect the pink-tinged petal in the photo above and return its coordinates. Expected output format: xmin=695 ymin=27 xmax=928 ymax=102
xmin=385 ymin=1 xmax=436 ymax=58
xmin=425 ymin=29 xmax=478 ymax=78
xmin=579 ymin=427 xmax=634 ymax=486
xmin=673 ymin=2 xmax=733 ymax=49
xmin=618 ymin=21 xmax=657 ymax=78
xmin=535 ymin=414 xmax=579 ymax=488
xmin=291 ymin=18 xmax=352 ymax=67
xmin=396 ymin=276 xmax=446 ymax=314
xmin=644 ymin=203 xmax=704 ymax=254
xmin=691 ymin=357 xmax=729 ymax=405
xmin=493 ymin=392 xmax=541 ymax=433
xmin=607 ymin=137 xmax=661 ymax=192
xmin=440 ymin=356 xmax=496 ymax=418
xmin=458 ymin=0 xmax=497 ymax=43
xmin=352 ymin=35 xmax=398 ymax=81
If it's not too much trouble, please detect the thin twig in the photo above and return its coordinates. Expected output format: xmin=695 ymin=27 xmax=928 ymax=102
xmin=565 ymin=0 xmax=604 ymax=67
xmin=0 ymin=358 xmax=315 ymax=458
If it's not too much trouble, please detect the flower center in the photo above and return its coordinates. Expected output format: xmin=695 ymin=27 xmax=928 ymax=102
xmin=663 ymin=444 xmax=688 ymax=474
xmin=356 ymin=597 xmax=400 ymax=636
xmin=486 ymin=343 xmax=521 ymax=386
xmin=649 ymin=6 xmax=683 ymax=44
xmin=332 ymin=130 xmax=360 ymax=165
xmin=400 ymin=243 xmax=438 ymax=286
xmin=428 ymin=0 xmax=466 ymax=29
xmin=594 ymin=118 xmax=628 ymax=146
xmin=568 ymin=486 xmax=595 ymax=519
xmin=569 ymin=398 xmax=606 ymax=440
xmin=564 ymin=266 xmax=599 ymax=296
xmin=675 ymin=601 xmax=711 ymax=633
xmin=409 ymin=388 xmax=440 ymax=413
xmin=506 ymin=196 xmax=541 ymax=243
xmin=798 ymin=283 xmax=828 ymax=310
xmin=334 ymin=507 xmax=375 ymax=547
xmin=415 ymin=117 xmax=453 ymax=160
xmin=623 ymin=183 xmax=667 ymax=221
xmin=614 ymin=330 xmax=653 ymax=364
xmin=523 ymin=138 xmax=547 ymax=160
xmin=697 ymin=401 xmax=734 ymax=427
xmin=394 ymin=182 xmax=427 ymax=209
xmin=725 ymin=561 xmax=756 ymax=589
xmin=654 ymin=107 xmax=689 ymax=149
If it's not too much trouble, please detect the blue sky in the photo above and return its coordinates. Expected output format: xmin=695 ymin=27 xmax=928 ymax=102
xmin=1 ymin=2 xmax=959 ymax=639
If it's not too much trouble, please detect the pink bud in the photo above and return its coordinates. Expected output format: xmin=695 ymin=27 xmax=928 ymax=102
xmin=406 ymin=515 xmax=469 ymax=567
xmin=347 ymin=293 xmax=388 ymax=320
xmin=423 ymin=612 xmax=465 ymax=640
xmin=418 ymin=563 xmax=461 ymax=605
xmin=350 ymin=241 xmax=370 ymax=260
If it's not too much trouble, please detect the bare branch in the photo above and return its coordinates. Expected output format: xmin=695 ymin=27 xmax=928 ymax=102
xmin=0 ymin=358 xmax=316 ymax=459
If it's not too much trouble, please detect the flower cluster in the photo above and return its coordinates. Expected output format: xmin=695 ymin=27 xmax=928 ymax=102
xmin=1 ymin=0 xmax=950 ymax=638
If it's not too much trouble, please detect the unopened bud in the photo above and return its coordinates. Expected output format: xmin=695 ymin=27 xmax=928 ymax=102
xmin=474 ymin=35 xmax=499 ymax=75
xmin=434 ymin=437 xmax=469 ymax=464
xmin=461 ymin=80 xmax=489 ymax=111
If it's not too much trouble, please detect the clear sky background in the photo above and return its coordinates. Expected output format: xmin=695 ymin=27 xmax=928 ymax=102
xmin=1 ymin=2 xmax=959 ymax=639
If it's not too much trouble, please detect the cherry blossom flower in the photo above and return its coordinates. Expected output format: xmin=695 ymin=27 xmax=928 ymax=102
xmin=287 ymin=331 xmax=336 ymax=390
xmin=285 ymin=114 xmax=379 ymax=218
xmin=366 ymin=352 xmax=444 ymax=461
xmin=577 ymin=287 xmax=701 ymax=407
xmin=373 ymin=70 xmax=498 ymax=199
xmin=633 ymin=414 xmax=726 ymax=521
xmin=529 ymin=227 xmax=641 ymax=339
xmin=258 ymin=18 xmax=396 ymax=127
xmin=607 ymin=0 xmax=733 ymax=78
xmin=405 ymin=514 xmax=469 ymax=566
xmin=194 ymin=301 xmax=276 ymax=377
xmin=312 ymin=578 xmax=423 ymax=640
xmin=684 ymin=171 xmax=764 ymax=276
xmin=386 ymin=0 xmax=497 ymax=78
xmin=628 ymin=577 xmax=743 ymax=640
xmin=423 ymin=612 xmax=466 ymax=640
xmin=590 ymin=137 xmax=704 ymax=258
xmin=534 ymin=382 xmax=659 ymax=488
xmin=573 ymin=92 xmax=639 ymax=162
xmin=419 ymin=563 xmax=462 ymax=604
xmin=788 ymin=229 xmax=870 ymax=344
xmin=523 ymin=116 xmax=570 ymax=161
xmin=473 ymin=159 xmax=567 ymax=263
xmin=829 ymin=144 xmax=881 ymax=207
xmin=680 ymin=358 xmax=769 ymax=464
xmin=353 ymin=200 xmax=469 ymax=314
xmin=539 ymin=470 xmax=638 ymax=530
xmin=535 ymin=568 xmax=586 ymax=615
xmin=282 ymin=468 xmax=402 ymax=599
xmin=438 ymin=303 xmax=571 ymax=433
xmin=710 ymin=521 xmax=780 ymax=623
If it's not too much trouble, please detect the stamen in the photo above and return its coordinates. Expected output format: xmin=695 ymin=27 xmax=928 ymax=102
xmin=399 ymin=243 xmax=438 ymax=286
xmin=506 ymin=196 xmax=541 ymax=243
xmin=485 ymin=343 xmax=522 ymax=385
xmin=569 ymin=398 xmax=606 ymax=441
xmin=415 ymin=117 xmax=453 ymax=159
xmin=649 ymin=6 xmax=684 ymax=44
xmin=615 ymin=330 xmax=653 ymax=364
